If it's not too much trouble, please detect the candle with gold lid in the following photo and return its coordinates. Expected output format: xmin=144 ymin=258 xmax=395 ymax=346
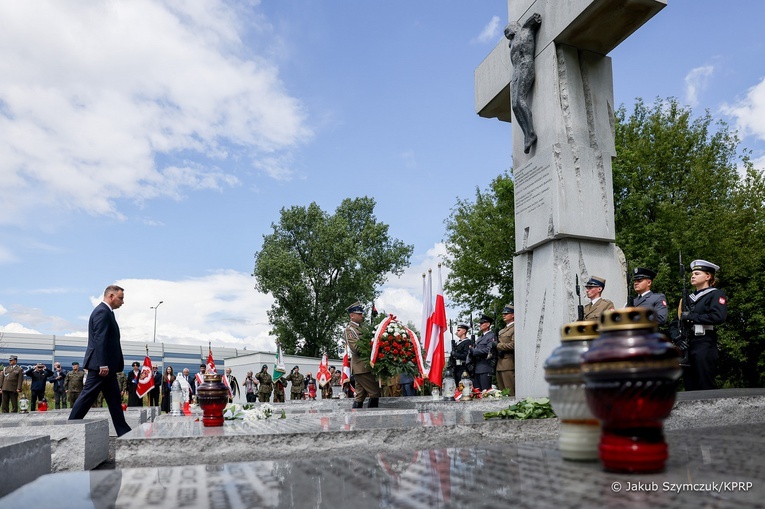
xmin=581 ymin=307 xmax=681 ymax=473
xmin=544 ymin=320 xmax=600 ymax=461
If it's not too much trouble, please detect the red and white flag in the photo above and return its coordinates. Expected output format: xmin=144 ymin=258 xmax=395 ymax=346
xmin=206 ymin=345 xmax=217 ymax=374
xmin=426 ymin=264 xmax=447 ymax=388
xmin=317 ymin=354 xmax=331 ymax=388
xmin=341 ymin=349 xmax=353 ymax=393
xmin=135 ymin=355 xmax=154 ymax=399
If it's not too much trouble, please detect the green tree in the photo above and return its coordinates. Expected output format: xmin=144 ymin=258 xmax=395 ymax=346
xmin=253 ymin=197 xmax=412 ymax=358
xmin=442 ymin=171 xmax=515 ymax=314
xmin=612 ymin=97 xmax=765 ymax=387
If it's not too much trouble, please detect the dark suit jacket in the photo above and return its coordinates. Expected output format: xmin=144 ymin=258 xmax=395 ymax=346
xmin=84 ymin=302 xmax=125 ymax=373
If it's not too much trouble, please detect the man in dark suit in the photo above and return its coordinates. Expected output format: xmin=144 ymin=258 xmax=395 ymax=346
xmin=149 ymin=366 xmax=162 ymax=407
xmin=69 ymin=285 xmax=132 ymax=436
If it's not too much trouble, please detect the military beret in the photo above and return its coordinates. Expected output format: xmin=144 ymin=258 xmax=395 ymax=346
xmin=691 ymin=259 xmax=719 ymax=274
xmin=346 ymin=301 xmax=364 ymax=314
xmin=71 ymin=361 xmax=79 ymax=366
xmin=632 ymin=267 xmax=657 ymax=280
xmin=502 ymin=303 xmax=515 ymax=314
xmin=478 ymin=314 xmax=494 ymax=325
xmin=261 ymin=364 xmax=268 ymax=370
xmin=584 ymin=276 xmax=606 ymax=288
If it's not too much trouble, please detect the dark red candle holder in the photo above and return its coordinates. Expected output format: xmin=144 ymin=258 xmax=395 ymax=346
xmin=581 ymin=307 xmax=681 ymax=473
xmin=196 ymin=373 xmax=228 ymax=427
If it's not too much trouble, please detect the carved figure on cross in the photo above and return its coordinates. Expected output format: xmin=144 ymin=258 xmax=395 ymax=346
xmin=505 ymin=12 xmax=542 ymax=154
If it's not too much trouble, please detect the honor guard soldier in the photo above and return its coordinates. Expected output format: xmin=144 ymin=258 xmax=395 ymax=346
xmin=583 ymin=276 xmax=615 ymax=321
xmin=344 ymin=301 xmax=380 ymax=408
xmin=496 ymin=304 xmax=516 ymax=396
xmin=450 ymin=323 xmax=472 ymax=386
xmin=631 ymin=267 xmax=668 ymax=325
xmin=0 ymin=355 xmax=24 ymax=413
xmin=255 ymin=364 xmax=273 ymax=403
xmin=65 ymin=361 xmax=85 ymax=407
xmin=681 ymin=259 xmax=727 ymax=391
xmin=283 ymin=366 xmax=305 ymax=400
xmin=469 ymin=314 xmax=497 ymax=391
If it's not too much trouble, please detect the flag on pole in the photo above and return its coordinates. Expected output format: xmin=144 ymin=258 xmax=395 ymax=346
xmin=317 ymin=353 xmax=331 ymax=388
xmin=341 ymin=348 xmax=352 ymax=389
xmin=206 ymin=344 xmax=217 ymax=374
xmin=416 ymin=271 xmax=433 ymax=388
xmin=135 ymin=354 xmax=154 ymax=399
xmin=426 ymin=264 xmax=447 ymax=388
xmin=272 ymin=343 xmax=286 ymax=382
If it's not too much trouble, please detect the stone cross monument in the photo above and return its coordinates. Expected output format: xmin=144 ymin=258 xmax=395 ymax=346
xmin=475 ymin=0 xmax=666 ymax=397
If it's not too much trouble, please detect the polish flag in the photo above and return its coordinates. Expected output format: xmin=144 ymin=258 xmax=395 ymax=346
xmin=135 ymin=355 xmax=154 ymax=399
xmin=426 ymin=264 xmax=447 ymax=388
xmin=341 ymin=349 xmax=353 ymax=393
xmin=206 ymin=345 xmax=217 ymax=375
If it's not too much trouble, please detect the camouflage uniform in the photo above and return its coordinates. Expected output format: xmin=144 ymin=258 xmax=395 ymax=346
xmin=273 ymin=379 xmax=286 ymax=403
xmin=65 ymin=368 xmax=85 ymax=407
xmin=283 ymin=369 xmax=305 ymax=400
xmin=255 ymin=370 xmax=273 ymax=403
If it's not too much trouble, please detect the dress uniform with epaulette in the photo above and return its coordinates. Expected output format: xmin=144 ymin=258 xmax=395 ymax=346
xmin=450 ymin=323 xmax=473 ymax=385
xmin=681 ymin=260 xmax=727 ymax=391
xmin=496 ymin=303 xmax=516 ymax=396
xmin=583 ymin=276 xmax=615 ymax=321
xmin=344 ymin=301 xmax=380 ymax=408
xmin=0 ymin=355 xmax=24 ymax=413
xmin=470 ymin=314 xmax=497 ymax=391
xmin=632 ymin=267 xmax=669 ymax=325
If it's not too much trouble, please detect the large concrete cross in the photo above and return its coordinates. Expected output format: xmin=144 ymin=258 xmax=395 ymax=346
xmin=475 ymin=0 xmax=666 ymax=397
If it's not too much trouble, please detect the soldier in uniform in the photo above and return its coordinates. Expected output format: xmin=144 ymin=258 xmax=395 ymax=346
xmin=273 ymin=377 xmax=286 ymax=403
xmin=283 ymin=366 xmax=305 ymax=400
xmin=469 ymin=315 xmax=497 ymax=391
xmin=255 ymin=364 xmax=273 ymax=402
xmin=450 ymin=323 xmax=473 ymax=386
xmin=583 ymin=276 xmax=615 ymax=321
xmin=496 ymin=304 xmax=516 ymax=396
xmin=0 ymin=355 xmax=24 ymax=413
xmin=631 ymin=267 xmax=668 ymax=325
xmin=64 ymin=361 xmax=85 ymax=408
xmin=344 ymin=301 xmax=380 ymax=408
xmin=680 ymin=259 xmax=728 ymax=391
xmin=324 ymin=366 xmax=340 ymax=399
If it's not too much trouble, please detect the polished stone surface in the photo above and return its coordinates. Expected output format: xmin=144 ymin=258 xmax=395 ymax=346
xmin=0 ymin=436 xmax=51 ymax=497
xmin=5 ymin=422 xmax=763 ymax=508
xmin=116 ymin=408 xmax=559 ymax=468
xmin=0 ymin=416 xmax=108 ymax=471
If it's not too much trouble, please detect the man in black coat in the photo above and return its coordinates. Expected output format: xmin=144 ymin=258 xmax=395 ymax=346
xmin=48 ymin=362 xmax=68 ymax=409
xmin=126 ymin=361 xmax=143 ymax=407
xmin=68 ymin=285 xmax=132 ymax=436
xmin=149 ymin=366 xmax=162 ymax=407
xmin=25 ymin=363 xmax=53 ymax=411
xmin=469 ymin=315 xmax=497 ymax=391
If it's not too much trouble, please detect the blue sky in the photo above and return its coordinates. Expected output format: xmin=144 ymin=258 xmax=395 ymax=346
xmin=1 ymin=0 xmax=763 ymax=351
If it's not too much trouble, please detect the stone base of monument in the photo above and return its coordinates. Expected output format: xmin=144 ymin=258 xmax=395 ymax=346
xmin=0 ymin=416 xmax=109 ymax=471
xmin=5 ymin=420 xmax=764 ymax=508
xmin=0 ymin=436 xmax=51 ymax=497
xmin=11 ymin=406 xmax=157 ymax=437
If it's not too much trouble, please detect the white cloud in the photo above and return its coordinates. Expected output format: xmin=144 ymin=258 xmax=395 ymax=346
xmin=0 ymin=0 xmax=311 ymax=226
xmin=72 ymin=271 xmax=277 ymax=350
xmin=0 ymin=245 xmax=16 ymax=264
xmin=683 ymin=65 xmax=714 ymax=108
xmin=722 ymin=77 xmax=765 ymax=142
xmin=0 ymin=322 xmax=41 ymax=335
xmin=2 ymin=242 xmax=458 ymax=349
xmin=475 ymin=15 xmax=501 ymax=44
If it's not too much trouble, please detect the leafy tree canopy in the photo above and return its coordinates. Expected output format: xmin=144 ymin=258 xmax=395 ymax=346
xmin=253 ymin=197 xmax=412 ymax=358
xmin=442 ymin=171 xmax=515 ymax=317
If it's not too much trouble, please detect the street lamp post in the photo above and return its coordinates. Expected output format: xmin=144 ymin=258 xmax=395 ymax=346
xmin=151 ymin=301 xmax=164 ymax=343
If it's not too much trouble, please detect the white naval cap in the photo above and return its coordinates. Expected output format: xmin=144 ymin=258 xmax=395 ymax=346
xmin=691 ymin=259 xmax=720 ymax=273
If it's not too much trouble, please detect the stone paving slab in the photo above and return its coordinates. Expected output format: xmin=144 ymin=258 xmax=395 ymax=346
xmin=0 ymin=436 xmax=51 ymax=497
xmin=117 ymin=409 xmax=558 ymax=468
xmin=6 ymin=422 xmax=764 ymax=508
xmin=0 ymin=416 xmax=109 ymax=471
